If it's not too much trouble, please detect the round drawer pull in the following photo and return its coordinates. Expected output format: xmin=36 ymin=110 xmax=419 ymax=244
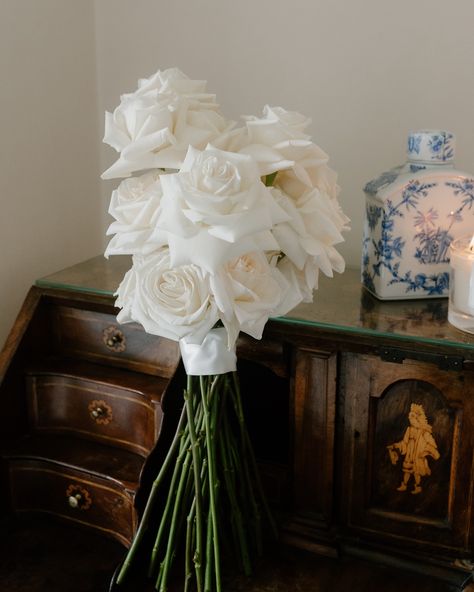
xmin=66 ymin=484 xmax=92 ymax=511
xmin=88 ymin=399 xmax=113 ymax=425
xmin=68 ymin=494 xmax=81 ymax=508
xmin=103 ymin=326 xmax=126 ymax=352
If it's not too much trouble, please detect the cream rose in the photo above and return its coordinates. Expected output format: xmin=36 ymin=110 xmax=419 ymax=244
xmin=240 ymin=106 xmax=350 ymax=235
xmin=210 ymin=251 xmax=292 ymax=346
xmin=105 ymin=172 xmax=166 ymax=257
xmin=240 ymin=105 xmax=314 ymax=176
xmin=275 ymin=145 xmax=350 ymax=234
xmin=277 ymin=256 xmax=319 ymax=304
xmin=271 ymin=186 xmax=346 ymax=278
xmin=156 ymin=145 xmax=287 ymax=272
xmin=101 ymin=68 xmax=233 ymax=179
xmin=115 ymin=249 xmax=218 ymax=344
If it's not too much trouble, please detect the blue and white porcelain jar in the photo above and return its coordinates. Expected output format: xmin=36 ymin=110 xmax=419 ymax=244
xmin=361 ymin=130 xmax=474 ymax=299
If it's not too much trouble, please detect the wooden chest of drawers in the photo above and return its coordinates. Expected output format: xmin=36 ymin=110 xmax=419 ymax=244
xmin=0 ymin=275 xmax=180 ymax=547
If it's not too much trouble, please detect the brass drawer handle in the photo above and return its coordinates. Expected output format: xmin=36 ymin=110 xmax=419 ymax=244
xmin=103 ymin=326 xmax=126 ymax=352
xmin=66 ymin=484 xmax=92 ymax=510
xmin=88 ymin=399 xmax=113 ymax=425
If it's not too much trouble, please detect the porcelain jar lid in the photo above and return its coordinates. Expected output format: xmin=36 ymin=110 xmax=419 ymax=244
xmin=407 ymin=130 xmax=455 ymax=163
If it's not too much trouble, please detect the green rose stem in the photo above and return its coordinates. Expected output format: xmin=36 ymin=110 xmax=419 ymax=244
xmin=229 ymin=414 xmax=262 ymax=556
xmin=184 ymin=459 xmax=209 ymax=592
xmin=200 ymin=377 xmax=217 ymax=592
xmin=204 ymin=509 xmax=214 ymax=592
xmin=217 ymin=389 xmax=240 ymax=559
xmin=231 ymin=373 xmax=278 ymax=540
xmin=219 ymin=401 xmax=252 ymax=575
xmin=152 ymin=380 xmax=209 ymax=591
xmin=201 ymin=375 xmax=222 ymax=592
xmin=148 ymin=429 xmax=191 ymax=578
xmin=185 ymin=496 xmax=196 ymax=592
xmin=149 ymin=398 xmax=205 ymax=581
xmin=187 ymin=376 xmax=205 ymax=592
xmin=157 ymin=442 xmax=192 ymax=590
xmin=116 ymin=369 xmax=276 ymax=592
xmin=116 ymin=404 xmax=188 ymax=586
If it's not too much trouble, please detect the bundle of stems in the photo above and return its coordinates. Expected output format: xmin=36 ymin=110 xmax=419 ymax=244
xmin=116 ymin=372 xmax=277 ymax=592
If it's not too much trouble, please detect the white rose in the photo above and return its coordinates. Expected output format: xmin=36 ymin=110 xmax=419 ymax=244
xmin=134 ymin=67 xmax=210 ymax=99
xmin=276 ymin=148 xmax=350 ymax=234
xmin=245 ymin=105 xmax=311 ymax=144
xmin=101 ymin=68 xmax=233 ymax=179
xmin=271 ymin=186 xmax=346 ymax=278
xmin=210 ymin=251 xmax=291 ymax=346
xmin=115 ymin=249 xmax=218 ymax=344
xmin=273 ymin=154 xmax=350 ymax=279
xmin=156 ymin=145 xmax=287 ymax=272
xmin=240 ymin=106 xmax=349 ymax=234
xmin=105 ymin=172 xmax=167 ymax=257
xmin=240 ymin=105 xmax=314 ymax=176
xmin=211 ymin=125 xmax=249 ymax=153
xmin=277 ymin=256 xmax=319 ymax=304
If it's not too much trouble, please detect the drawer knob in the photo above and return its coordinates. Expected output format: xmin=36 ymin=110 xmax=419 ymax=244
xmin=68 ymin=494 xmax=81 ymax=508
xmin=103 ymin=326 xmax=126 ymax=352
xmin=66 ymin=484 xmax=92 ymax=510
xmin=88 ymin=399 xmax=113 ymax=425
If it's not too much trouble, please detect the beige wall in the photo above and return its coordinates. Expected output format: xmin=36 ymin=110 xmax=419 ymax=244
xmin=2 ymin=0 xmax=474 ymax=346
xmin=95 ymin=0 xmax=474 ymax=267
xmin=0 ymin=0 xmax=102 ymax=347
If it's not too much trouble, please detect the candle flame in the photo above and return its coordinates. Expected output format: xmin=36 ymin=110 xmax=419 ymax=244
xmin=470 ymin=235 xmax=474 ymax=251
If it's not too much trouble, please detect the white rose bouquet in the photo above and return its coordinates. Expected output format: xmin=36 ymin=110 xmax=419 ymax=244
xmin=103 ymin=67 xmax=349 ymax=592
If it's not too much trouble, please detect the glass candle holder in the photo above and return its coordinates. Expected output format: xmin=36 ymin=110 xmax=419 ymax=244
xmin=448 ymin=236 xmax=474 ymax=333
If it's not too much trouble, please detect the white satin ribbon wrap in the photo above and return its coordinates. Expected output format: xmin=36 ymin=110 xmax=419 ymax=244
xmin=179 ymin=328 xmax=237 ymax=376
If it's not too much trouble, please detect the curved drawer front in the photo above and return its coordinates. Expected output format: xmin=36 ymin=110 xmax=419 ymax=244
xmin=27 ymin=374 xmax=159 ymax=457
xmin=9 ymin=459 xmax=136 ymax=547
xmin=52 ymin=306 xmax=179 ymax=377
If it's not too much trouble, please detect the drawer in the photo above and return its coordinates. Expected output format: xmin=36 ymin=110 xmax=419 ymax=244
xmin=27 ymin=368 xmax=164 ymax=457
xmin=52 ymin=305 xmax=180 ymax=377
xmin=9 ymin=459 xmax=136 ymax=546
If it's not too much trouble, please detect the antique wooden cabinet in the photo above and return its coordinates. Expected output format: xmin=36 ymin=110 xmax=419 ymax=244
xmin=0 ymin=257 xmax=182 ymax=547
xmin=2 ymin=257 xmax=474 ymax=589
xmin=270 ymin=277 xmax=474 ymax=589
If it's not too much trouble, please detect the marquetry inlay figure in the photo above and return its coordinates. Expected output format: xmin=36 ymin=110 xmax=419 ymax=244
xmin=387 ymin=403 xmax=440 ymax=495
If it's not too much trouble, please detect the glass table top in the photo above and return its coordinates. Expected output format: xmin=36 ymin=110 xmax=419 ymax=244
xmin=36 ymin=255 xmax=474 ymax=351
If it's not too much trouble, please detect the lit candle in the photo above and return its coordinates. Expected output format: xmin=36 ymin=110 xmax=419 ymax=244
xmin=448 ymin=235 xmax=474 ymax=333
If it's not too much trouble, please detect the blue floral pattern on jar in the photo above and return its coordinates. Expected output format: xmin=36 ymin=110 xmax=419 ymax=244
xmin=408 ymin=135 xmax=421 ymax=155
xmin=362 ymin=177 xmax=474 ymax=298
xmin=362 ymin=130 xmax=474 ymax=300
xmin=407 ymin=130 xmax=455 ymax=163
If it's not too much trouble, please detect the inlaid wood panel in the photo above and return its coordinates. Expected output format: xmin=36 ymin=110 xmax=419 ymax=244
xmin=340 ymin=353 xmax=474 ymax=560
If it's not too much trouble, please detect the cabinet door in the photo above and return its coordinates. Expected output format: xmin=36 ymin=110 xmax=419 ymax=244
xmin=284 ymin=347 xmax=337 ymax=554
xmin=340 ymin=352 xmax=474 ymax=560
